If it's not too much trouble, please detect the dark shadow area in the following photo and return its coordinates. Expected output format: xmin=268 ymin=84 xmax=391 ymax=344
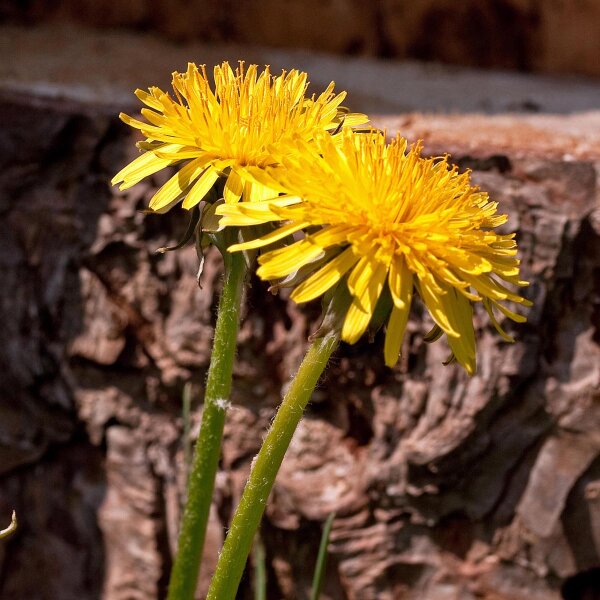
xmin=562 ymin=568 xmax=600 ymax=600
xmin=562 ymin=454 xmax=600 ymax=571
xmin=0 ymin=436 xmax=106 ymax=599
xmin=0 ymin=96 xmax=118 ymax=598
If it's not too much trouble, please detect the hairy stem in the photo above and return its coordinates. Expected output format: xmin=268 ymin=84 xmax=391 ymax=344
xmin=167 ymin=251 xmax=246 ymax=600
xmin=206 ymin=333 xmax=339 ymax=600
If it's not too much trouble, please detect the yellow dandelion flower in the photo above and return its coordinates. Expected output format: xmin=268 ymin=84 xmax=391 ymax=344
xmin=112 ymin=61 xmax=367 ymax=213
xmin=217 ymin=130 xmax=531 ymax=375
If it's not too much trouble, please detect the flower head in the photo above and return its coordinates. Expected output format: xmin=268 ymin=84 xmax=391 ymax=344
xmin=217 ymin=129 xmax=531 ymax=374
xmin=112 ymin=62 xmax=367 ymax=213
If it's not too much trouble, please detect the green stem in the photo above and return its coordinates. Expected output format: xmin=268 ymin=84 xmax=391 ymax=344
xmin=206 ymin=333 xmax=339 ymax=600
xmin=253 ymin=535 xmax=267 ymax=600
xmin=167 ymin=251 xmax=246 ymax=600
xmin=310 ymin=511 xmax=336 ymax=600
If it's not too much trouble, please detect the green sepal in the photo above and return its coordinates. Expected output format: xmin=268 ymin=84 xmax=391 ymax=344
xmin=443 ymin=352 xmax=457 ymax=366
xmin=309 ymin=279 xmax=353 ymax=341
xmin=155 ymin=205 xmax=201 ymax=254
xmin=423 ymin=324 xmax=444 ymax=343
xmin=194 ymin=226 xmax=208 ymax=287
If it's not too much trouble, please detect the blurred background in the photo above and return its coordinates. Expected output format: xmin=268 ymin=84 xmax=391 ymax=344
xmin=3 ymin=0 xmax=600 ymax=77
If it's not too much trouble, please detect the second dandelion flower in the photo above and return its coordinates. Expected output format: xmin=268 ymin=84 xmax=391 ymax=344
xmin=218 ymin=129 xmax=531 ymax=374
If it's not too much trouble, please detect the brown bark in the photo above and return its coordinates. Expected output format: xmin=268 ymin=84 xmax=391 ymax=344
xmin=1 ymin=83 xmax=600 ymax=600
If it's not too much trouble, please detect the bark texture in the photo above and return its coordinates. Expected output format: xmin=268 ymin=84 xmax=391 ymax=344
xmin=1 ymin=93 xmax=600 ymax=600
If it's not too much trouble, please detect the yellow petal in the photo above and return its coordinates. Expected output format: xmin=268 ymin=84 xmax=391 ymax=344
xmin=217 ymin=211 xmax=268 ymax=227
xmin=384 ymin=257 xmax=414 ymax=366
xmin=149 ymin=158 xmax=208 ymax=211
xmin=418 ymin=278 xmax=460 ymax=338
xmin=291 ymin=247 xmax=357 ymax=303
xmin=247 ymin=181 xmax=279 ymax=203
xmin=224 ymin=169 xmax=244 ymax=204
xmin=341 ymin=299 xmax=372 ymax=344
xmin=257 ymin=240 xmax=325 ymax=280
xmin=463 ymin=273 xmax=521 ymax=303
xmin=442 ymin=287 xmax=476 ymax=375
xmin=112 ymin=146 xmax=181 ymax=187
xmin=155 ymin=147 xmax=207 ymax=160
xmin=343 ymin=113 xmax=370 ymax=126
xmin=347 ymin=255 xmax=387 ymax=314
xmin=216 ymin=196 xmax=301 ymax=226
xmin=211 ymin=158 xmax=237 ymax=173
xmin=119 ymin=112 xmax=165 ymax=136
xmin=483 ymin=298 xmax=515 ymax=343
xmin=228 ymin=221 xmax=310 ymax=252
xmin=140 ymin=107 xmax=169 ymax=127
xmin=494 ymin=300 xmax=528 ymax=322
xmin=182 ymin=167 xmax=220 ymax=209
xmin=134 ymin=88 xmax=164 ymax=111
xmin=384 ymin=298 xmax=412 ymax=368
xmin=150 ymin=196 xmax=185 ymax=215
xmin=243 ymin=165 xmax=285 ymax=190
xmin=388 ymin=255 xmax=413 ymax=309
xmin=235 ymin=196 xmax=302 ymax=222
xmin=308 ymin=224 xmax=353 ymax=249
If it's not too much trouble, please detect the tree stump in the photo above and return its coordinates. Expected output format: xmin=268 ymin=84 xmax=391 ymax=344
xmin=1 ymin=26 xmax=599 ymax=600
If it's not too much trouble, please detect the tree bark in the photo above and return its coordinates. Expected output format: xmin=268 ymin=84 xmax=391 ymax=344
xmin=1 ymin=61 xmax=600 ymax=600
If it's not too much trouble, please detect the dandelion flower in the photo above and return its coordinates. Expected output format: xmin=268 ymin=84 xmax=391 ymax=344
xmin=217 ymin=130 xmax=531 ymax=375
xmin=112 ymin=62 xmax=367 ymax=213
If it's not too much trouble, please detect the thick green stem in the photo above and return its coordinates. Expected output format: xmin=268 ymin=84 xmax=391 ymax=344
xmin=167 ymin=251 xmax=246 ymax=600
xmin=206 ymin=333 xmax=339 ymax=600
